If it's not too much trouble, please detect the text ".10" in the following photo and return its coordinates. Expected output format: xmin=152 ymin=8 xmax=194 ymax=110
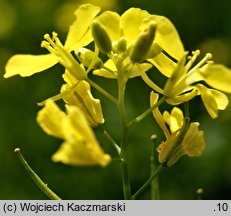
xmin=217 ymin=203 xmax=228 ymax=212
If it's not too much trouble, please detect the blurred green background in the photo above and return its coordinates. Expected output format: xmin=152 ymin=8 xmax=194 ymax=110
xmin=1 ymin=0 xmax=231 ymax=200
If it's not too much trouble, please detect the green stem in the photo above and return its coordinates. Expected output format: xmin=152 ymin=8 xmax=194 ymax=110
xmin=15 ymin=148 xmax=61 ymax=200
xmin=184 ymin=102 xmax=190 ymax=129
xmin=37 ymin=81 xmax=80 ymax=106
xmin=117 ymin=78 xmax=131 ymax=200
xmin=87 ymin=78 xmax=118 ymax=105
xmin=132 ymin=164 xmax=164 ymax=200
xmin=100 ymin=125 xmax=121 ymax=155
xmin=128 ymin=96 xmax=166 ymax=127
xmin=150 ymin=135 xmax=160 ymax=200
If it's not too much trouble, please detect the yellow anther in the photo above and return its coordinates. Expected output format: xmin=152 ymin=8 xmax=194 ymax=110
xmin=52 ymin=31 xmax=58 ymax=40
xmin=192 ymin=50 xmax=200 ymax=56
xmin=40 ymin=41 xmax=50 ymax=48
xmin=205 ymin=53 xmax=213 ymax=60
xmin=43 ymin=33 xmax=50 ymax=40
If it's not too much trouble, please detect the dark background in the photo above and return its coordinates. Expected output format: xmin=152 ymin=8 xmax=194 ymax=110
xmin=1 ymin=0 xmax=231 ymax=199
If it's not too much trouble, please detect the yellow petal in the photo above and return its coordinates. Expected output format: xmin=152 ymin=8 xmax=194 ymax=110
xmin=144 ymin=15 xmax=184 ymax=60
xmin=209 ymin=89 xmax=229 ymax=110
xmin=120 ymin=8 xmax=150 ymax=45
xmin=62 ymin=69 xmax=77 ymax=85
xmin=93 ymin=59 xmax=117 ymax=78
xmin=129 ymin=63 xmax=153 ymax=78
xmin=196 ymin=84 xmax=229 ymax=118
xmin=199 ymin=64 xmax=231 ymax=93
xmin=94 ymin=11 xmax=120 ymax=42
xmin=37 ymin=100 xmax=66 ymax=139
xmin=52 ymin=141 xmax=111 ymax=167
xmin=163 ymin=107 xmax=184 ymax=133
xmin=54 ymin=106 xmax=110 ymax=167
xmin=181 ymin=122 xmax=205 ymax=157
xmin=166 ymin=122 xmax=205 ymax=167
xmin=64 ymin=4 xmax=101 ymax=51
xmin=186 ymin=70 xmax=203 ymax=86
xmin=150 ymin=91 xmax=170 ymax=138
xmin=4 ymin=54 xmax=58 ymax=78
xmin=93 ymin=68 xmax=116 ymax=78
xmin=196 ymin=84 xmax=218 ymax=118
xmin=148 ymin=52 xmax=176 ymax=77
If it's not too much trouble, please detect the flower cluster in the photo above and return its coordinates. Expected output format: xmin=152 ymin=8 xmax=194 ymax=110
xmin=4 ymin=3 xmax=231 ymax=169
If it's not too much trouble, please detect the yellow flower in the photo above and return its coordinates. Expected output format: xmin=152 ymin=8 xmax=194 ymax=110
xmin=4 ymin=4 xmax=100 ymax=79
xmin=164 ymin=51 xmax=231 ymax=118
xmin=158 ymin=122 xmax=205 ymax=167
xmin=90 ymin=7 xmax=184 ymax=79
xmin=150 ymin=92 xmax=205 ymax=166
xmin=148 ymin=50 xmax=230 ymax=118
xmin=61 ymin=71 xmax=104 ymax=127
xmin=37 ymin=100 xmax=111 ymax=167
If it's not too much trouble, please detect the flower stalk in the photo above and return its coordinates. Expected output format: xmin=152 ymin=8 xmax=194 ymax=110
xmin=87 ymin=78 xmax=118 ymax=105
xmin=117 ymin=75 xmax=132 ymax=199
xmin=150 ymin=134 xmax=160 ymax=200
xmin=128 ymin=96 xmax=167 ymax=127
xmin=132 ymin=164 xmax=164 ymax=200
xmin=14 ymin=148 xmax=61 ymax=200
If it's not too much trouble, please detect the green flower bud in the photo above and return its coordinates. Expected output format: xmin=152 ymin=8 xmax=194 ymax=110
xmin=91 ymin=21 xmax=112 ymax=54
xmin=75 ymin=48 xmax=103 ymax=69
xmin=130 ymin=23 xmax=156 ymax=63
xmin=113 ymin=37 xmax=127 ymax=53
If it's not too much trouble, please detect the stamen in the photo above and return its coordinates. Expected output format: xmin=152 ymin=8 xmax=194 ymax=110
xmin=189 ymin=52 xmax=212 ymax=73
xmin=41 ymin=32 xmax=66 ymax=56
xmin=41 ymin=32 xmax=86 ymax=80
xmin=192 ymin=50 xmax=200 ymax=56
xmin=41 ymin=41 xmax=55 ymax=54
xmin=40 ymin=41 xmax=50 ymax=48
xmin=52 ymin=31 xmax=58 ymax=41
xmin=52 ymin=32 xmax=63 ymax=47
xmin=43 ymin=34 xmax=52 ymax=43
xmin=184 ymin=50 xmax=200 ymax=72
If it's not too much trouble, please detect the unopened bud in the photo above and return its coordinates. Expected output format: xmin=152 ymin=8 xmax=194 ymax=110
xmin=91 ymin=21 xmax=112 ymax=54
xmin=113 ymin=37 xmax=127 ymax=53
xmin=75 ymin=48 xmax=103 ymax=69
xmin=130 ymin=23 xmax=156 ymax=63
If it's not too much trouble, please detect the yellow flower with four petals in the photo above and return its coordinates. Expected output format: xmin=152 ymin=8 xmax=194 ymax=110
xmin=4 ymin=4 xmax=101 ymax=79
xmin=150 ymin=92 xmax=205 ymax=166
xmin=37 ymin=100 xmax=110 ymax=167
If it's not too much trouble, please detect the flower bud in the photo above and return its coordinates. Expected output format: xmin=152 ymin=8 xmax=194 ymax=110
xmin=91 ymin=21 xmax=112 ymax=54
xmin=113 ymin=37 xmax=127 ymax=53
xmin=75 ymin=48 xmax=103 ymax=69
xmin=130 ymin=23 xmax=156 ymax=63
